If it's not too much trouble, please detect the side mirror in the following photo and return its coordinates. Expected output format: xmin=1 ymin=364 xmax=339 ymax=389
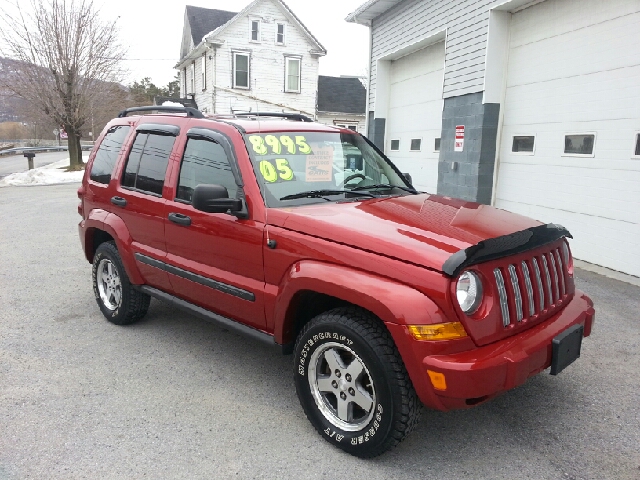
xmin=403 ymin=173 xmax=413 ymax=185
xmin=192 ymin=184 xmax=243 ymax=214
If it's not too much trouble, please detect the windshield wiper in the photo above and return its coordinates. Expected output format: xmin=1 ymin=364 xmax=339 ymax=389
xmin=350 ymin=183 xmax=419 ymax=194
xmin=280 ymin=189 xmax=376 ymax=201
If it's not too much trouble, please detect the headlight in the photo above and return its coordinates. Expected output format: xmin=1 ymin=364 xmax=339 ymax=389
xmin=456 ymin=271 xmax=483 ymax=314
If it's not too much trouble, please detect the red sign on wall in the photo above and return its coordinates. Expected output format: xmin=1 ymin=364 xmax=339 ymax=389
xmin=455 ymin=125 xmax=465 ymax=152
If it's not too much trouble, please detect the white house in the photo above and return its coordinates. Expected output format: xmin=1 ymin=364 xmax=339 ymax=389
xmin=347 ymin=0 xmax=640 ymax=277
xmin=176 ymin=0 xmax=327 ymax=116
xmin=316 ymin=75 xmax=367 ymax=132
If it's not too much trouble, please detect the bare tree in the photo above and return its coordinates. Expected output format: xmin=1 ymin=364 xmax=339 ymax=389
xmin=0 ymin=0 xmax=126 ymax=168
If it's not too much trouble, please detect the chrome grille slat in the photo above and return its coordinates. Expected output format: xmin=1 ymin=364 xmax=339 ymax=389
xmin=549 ymin=251 xmax=560 ymax=302
xmin=494 ymin=268 xmax=511 ymax=327
xmin=521 ymin=261 xmax=535 ymax=317
xmin=554 ymin=249 xmax=566 ymax=296
xmin=508 ymin=264 xmax=523 ymax=322
xmin=541 ymin=255 xmax=553 ymax=307
xmin=532 ymin=257 xmax=545 ymax=311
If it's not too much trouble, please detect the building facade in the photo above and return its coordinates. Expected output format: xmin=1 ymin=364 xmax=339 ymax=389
xmin=347 ymin=0 xmax=640 ymax=277
xmin=177 ymin=0 xmax=326 ymax=116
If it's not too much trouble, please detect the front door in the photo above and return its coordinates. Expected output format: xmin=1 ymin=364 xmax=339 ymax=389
xmin=163 ymin=132 xmax=266 ymax=330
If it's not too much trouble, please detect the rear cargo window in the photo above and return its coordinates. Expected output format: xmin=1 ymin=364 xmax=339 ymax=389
xmin=122 ymin=133 xmax=175 ymax=196
xmin=89 ymin=125 xmax=131 ymax=184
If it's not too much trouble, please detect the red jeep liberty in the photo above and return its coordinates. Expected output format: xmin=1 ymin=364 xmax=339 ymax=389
xmin=78 ymin=106 xmax=595 ymax=457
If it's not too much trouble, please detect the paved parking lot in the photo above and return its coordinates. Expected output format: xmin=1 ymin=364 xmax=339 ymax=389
xmin=1 ymin=183 xmax=639 ymax=479
xmin=0 ymin=152 xmax=70 ymax=179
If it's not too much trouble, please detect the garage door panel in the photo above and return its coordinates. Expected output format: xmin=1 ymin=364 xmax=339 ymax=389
xmin=509 ymin=0 xmax=639 ymax=49
xmin=390 ymin=43 xmax=445 ymax=81
xmin=386 ymin=42 xmax=445 ymax=194
xmin=508 ymin=11 xmax=640 ymax=86
xmin=503 ymin=66 xmax=640 ymax=125
xmin=387 ymin=157 xmax=439 ymax=193
xmin=496 ymin=198 xmax=640 ymax=276
xmin=496 ymin=160 xmax=640 ymax=225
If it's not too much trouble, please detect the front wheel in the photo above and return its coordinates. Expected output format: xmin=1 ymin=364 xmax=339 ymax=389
xmin=294 ymin=307 xmax=420 ymax=458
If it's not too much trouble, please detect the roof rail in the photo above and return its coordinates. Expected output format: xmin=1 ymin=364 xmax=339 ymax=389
xmin=233 ymin=112 xmax=313 ymax=122
xmin=117 ymin=106 xmax=204 ymax=118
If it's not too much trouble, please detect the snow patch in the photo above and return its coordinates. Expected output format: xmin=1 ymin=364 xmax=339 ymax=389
xmin=161 ymin=101 xmax=184 ymax=107
xmin=0 ymin=155 xmax=88 ymax=187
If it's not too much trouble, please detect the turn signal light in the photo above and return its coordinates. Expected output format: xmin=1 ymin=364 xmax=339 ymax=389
xmin=427 ymin=370 xmax=447 ymax=390
xmin=407 ymin=322 xmax=468 ymax=341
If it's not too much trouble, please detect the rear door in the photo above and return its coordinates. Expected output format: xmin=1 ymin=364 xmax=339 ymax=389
xmin=112 ymin=123 xmax=180 ymax=291
xmin=163 ymin=127 xmax=266 ymax=330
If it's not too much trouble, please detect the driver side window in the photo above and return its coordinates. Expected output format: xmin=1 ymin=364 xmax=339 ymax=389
xmin=176 ymin=138 xmax=238 ymax=203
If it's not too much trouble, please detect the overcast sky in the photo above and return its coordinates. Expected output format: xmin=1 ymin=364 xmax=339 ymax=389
xmin=97 ymin=0 xmax=370 ymax=87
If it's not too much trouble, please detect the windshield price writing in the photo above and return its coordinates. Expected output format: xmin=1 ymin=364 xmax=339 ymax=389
xmin=248 ymin=135 xmax=312 ymax=156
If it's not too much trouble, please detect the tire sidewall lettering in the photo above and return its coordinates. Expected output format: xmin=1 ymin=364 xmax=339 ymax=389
xmin=295 ymin=324 xmax=390 ymax=449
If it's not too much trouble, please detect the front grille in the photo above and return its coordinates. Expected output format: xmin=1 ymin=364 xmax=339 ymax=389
xmin=493 ymin=246 xmax=570 ymax=328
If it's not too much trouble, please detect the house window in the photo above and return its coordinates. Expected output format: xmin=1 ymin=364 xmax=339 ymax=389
xmin=512 ymin=135 xmax=535 ymax=153
xmin=285 ymin=56 xmax=301 ymax=93
xmin=434 ymin=138 xmax=441 ymax=152
xmin=201 ymin=55 xmax=206 ymax=91
xmin=189 ymin=62 xmax=195 ymax=94
xmin=276 ymin=23 xmax=285 ymax=44
xmin=390 ymin=139 xmax=399 ymax=151
xmin=182 ymin=67 xmax=187 ymax=96
xmin=251 ymin=20 xmax=260 ymax=42
xmin=634 ymin=133 xmax=640 ymax=157
xmin=233 ymin=52 xmax=250 ymax=89
xmin=410 ymin=138 xmax=422 ymax=151
xmin=564 ymin=134 xmax=595 ymax=156
xmin=335 ymin=123 xmax=358 ymax=132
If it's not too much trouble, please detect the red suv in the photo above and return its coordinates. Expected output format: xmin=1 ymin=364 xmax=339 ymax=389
xmin=78 ymin=106 xmax=595 ymax=457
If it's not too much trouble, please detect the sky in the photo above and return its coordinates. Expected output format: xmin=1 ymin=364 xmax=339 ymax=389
xmin=97 ymin=0 xmax=371 ymax=87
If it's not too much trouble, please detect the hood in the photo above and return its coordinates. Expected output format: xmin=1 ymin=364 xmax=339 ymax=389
xmin=268 ymin=194 xmax=541 ymax=273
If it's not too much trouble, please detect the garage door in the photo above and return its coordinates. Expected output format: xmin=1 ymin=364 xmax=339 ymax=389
xmin=494 ymin=0 xmax=640 ymax=277
xmin=386 ymin=41 xmax=445 ymax=194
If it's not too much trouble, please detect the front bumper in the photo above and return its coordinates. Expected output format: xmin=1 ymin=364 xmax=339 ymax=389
xmin=387 ymin=290 xmax=594 ymax=411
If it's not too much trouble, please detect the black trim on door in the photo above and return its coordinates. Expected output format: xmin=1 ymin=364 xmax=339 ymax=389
xmin=136 ymin=123 xmax=180 ymax=136
xmin=134 ymin=253 xmax=255 ymax=302
xmin=186 ymin=127 xmax=244 ymax=187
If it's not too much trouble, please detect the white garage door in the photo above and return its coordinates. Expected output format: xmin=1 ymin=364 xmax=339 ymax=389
xmin=386 ymin=41 xmax=445 ymax=193
xmin=495 ymin=0 xmax=640 ymax=277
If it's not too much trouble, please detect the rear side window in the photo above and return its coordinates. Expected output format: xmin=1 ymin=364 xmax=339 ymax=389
xmin=122 ymin=133 xmax=175 ymax=196
xmin=176 ymin=138 xmax=238 ymax=203
xmin=89 ymin=125 xmax=131 ymax=184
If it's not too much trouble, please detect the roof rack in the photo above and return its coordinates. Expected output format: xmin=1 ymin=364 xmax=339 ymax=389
xmin=117 ymin=106 xmax=204 ymax=118
xmin=233 ymin=112 xmax=313 ymax=122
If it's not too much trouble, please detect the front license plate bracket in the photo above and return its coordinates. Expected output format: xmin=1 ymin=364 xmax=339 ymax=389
xmin=550 ymin=324 xmax=584 ymax=375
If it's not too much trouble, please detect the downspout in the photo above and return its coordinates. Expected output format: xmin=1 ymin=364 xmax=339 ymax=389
xmin=212 ymin=46 xmax=217 ymax=114
xmin=365 ymin=19 xmax=373 ymax=137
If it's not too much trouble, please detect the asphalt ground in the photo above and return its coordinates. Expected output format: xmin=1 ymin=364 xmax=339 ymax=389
xmin=0 ymin=183 xmax=638 ymax=480
xmin=0 ymin=152 xmax=72 ymax=179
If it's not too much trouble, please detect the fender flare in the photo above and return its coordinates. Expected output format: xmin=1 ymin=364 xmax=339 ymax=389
xmin=83 ymin=210 xmax=144 ymax=284
xmin=273 ymin=260 xmax=448 ymax=346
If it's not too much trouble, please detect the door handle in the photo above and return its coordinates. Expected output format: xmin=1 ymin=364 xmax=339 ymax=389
xmin=168 ymin=212 xmax=191 ymax=226
xmin=111 ymin=196 xmax=127 ymax=207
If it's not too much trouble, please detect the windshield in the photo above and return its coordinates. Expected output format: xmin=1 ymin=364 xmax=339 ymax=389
xmin=244 ymin=131 xmax=414 ymax=207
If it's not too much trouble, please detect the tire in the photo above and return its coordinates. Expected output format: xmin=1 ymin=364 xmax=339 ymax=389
xmin=92 ymin=241 xmax=150 ymax=325
xmin=294 ymin=307 xmax=420 ymax=458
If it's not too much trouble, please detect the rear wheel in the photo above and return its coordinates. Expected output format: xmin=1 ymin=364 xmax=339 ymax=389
xmin=294 ymin=307 xmax=420 ymax=458
xmin=92 ymin=241 xmax=150 ymax=325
